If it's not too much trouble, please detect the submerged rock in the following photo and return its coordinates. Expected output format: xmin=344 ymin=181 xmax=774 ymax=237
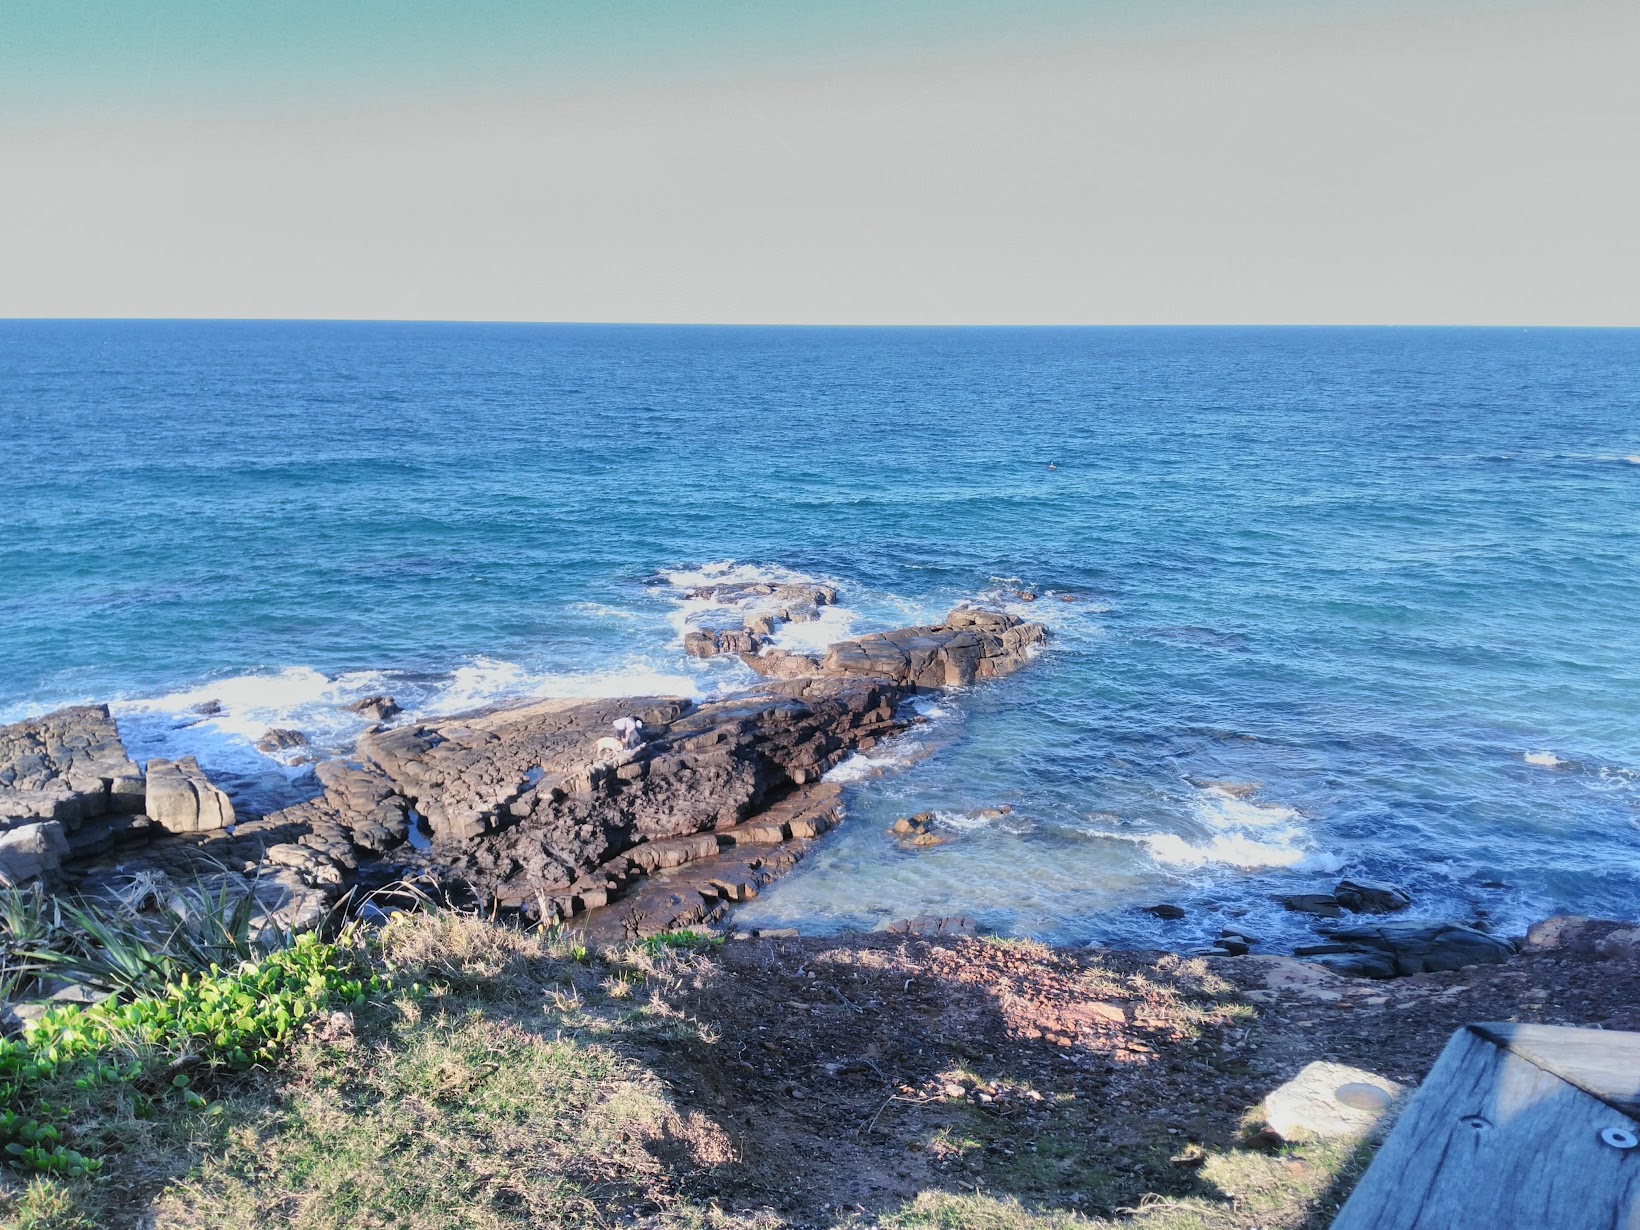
xmin=349 ymin=695 xmax=401 ymax=722
xmin=1279 ymin=893 xmax=1344 ymax=918
xmin=256 ymin=728 xmax=310 ymax=753
xmin=875 ymin=915 xmax=978 ymax=937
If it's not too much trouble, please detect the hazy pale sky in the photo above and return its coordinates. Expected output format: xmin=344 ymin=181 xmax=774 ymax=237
xmin=3 ymin=0 xmax=1636 ymax=324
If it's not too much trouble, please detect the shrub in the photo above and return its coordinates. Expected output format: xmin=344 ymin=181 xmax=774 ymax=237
xmin=0 ymin=932 xmax=379 ymax=1177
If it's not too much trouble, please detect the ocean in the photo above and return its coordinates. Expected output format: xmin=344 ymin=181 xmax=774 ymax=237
xmin=3 ymin=321 xmax=1637 ymax=950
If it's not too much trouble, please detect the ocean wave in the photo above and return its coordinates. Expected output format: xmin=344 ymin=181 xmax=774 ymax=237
xmin=823 ymin=749 xmax=919 ymax=784
xmin=769 ymin=603 xmax=856 ymax=654
xmin=568 ymin=601 xmax=639 ymax=621
xmin=662 ymin=560 xmax=830 ymax=591
xmin=928 ymin=806 xmax=1026 ymax=833
xmin=112 ymin=667 xmax=394 ymax=765
xmin=1086 ymin=784 xmax=1339 ymax=873
xmin=102 ymin=652 xmax=709 ymax=789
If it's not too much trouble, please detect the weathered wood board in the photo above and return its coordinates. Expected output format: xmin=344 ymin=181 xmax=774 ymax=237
xmin=1331 ymin=1023 xmax=1640 ymax=1230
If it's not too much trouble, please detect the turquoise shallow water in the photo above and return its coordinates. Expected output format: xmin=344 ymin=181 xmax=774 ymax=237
xmin=3 ymin=322 xmax=1638 ymax=947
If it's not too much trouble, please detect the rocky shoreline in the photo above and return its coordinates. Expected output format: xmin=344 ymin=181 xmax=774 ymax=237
xmin=0 ymin=587 xmax=1608 ymax=992
xmin=0 ymin=596 xmax=1049 ymax=948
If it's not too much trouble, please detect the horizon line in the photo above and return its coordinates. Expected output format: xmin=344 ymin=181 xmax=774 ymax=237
xmin=3 ymin=318 xmax=1637 ymax=331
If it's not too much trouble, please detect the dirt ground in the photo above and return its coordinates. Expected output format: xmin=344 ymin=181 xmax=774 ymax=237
xmin=626 ymin=918 xmax=1640 ymax=1226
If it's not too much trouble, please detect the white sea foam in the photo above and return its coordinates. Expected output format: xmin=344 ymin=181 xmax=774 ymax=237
xmin=822 ymin=731 xmax=937 ymax=784
xmin=929 ymin=808 xmax=1012 ymax=833
xmin=662 ymin=561 xmax=845 ymax=646
xmin=1108 ymin=784 xmax=1340 ymax=873
xmin=103 ymin=651 xmax=710 ymax=783
xmin=662 ymin=560 xmax=826 ymax=591
xmin=568 ymin=601 xmax=639 ymax=621
xmin=419 ymin=655 xmax=704 ymax=717
xmin=823 ymin=752 xmax=908 ymax=784
xmin=111 ymin=666 xmax=396 ymax=769
xmin=1524 ymin=750 xmax=1568 ymax=768
xmin=770 ymin=603 xmax=857 ymax=654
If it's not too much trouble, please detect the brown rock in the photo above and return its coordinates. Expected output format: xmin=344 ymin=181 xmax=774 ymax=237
xmin=816 ymin=608 xmax=1048 ymax=689
xmin=0 ymin=705 xmax=144 ymax=829
xmin=144 ymin=756 xmax=235 ymax=834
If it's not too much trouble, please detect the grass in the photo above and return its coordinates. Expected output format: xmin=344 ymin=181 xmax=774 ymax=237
xmin=1 ymin=910 xmax=736 ymax=1229
xmin=872 ymin=1138 xmax=1366 ymax=1230
xmin=0 ymin=910 xmax=1369 ymax=1230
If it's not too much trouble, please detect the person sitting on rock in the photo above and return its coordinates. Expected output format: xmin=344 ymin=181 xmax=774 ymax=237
xmin=612 ymin=715 xmax=644 ymax=749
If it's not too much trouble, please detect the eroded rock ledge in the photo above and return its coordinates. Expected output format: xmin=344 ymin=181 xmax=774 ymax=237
xmin=1 ymin=605 xmax=1046 ymax=943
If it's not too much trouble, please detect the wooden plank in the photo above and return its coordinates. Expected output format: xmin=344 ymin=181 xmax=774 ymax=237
xmin=1470 ymin=1022 xmax=1640 ymax=1120
xmin=1330 ymin=1025 xmax=1640 ymax=1230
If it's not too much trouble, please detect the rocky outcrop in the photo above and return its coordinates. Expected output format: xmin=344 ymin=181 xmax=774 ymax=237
xmin=32 ymin=595 xmax=1046 ymax=939
xmin=688 ymin=580 xmax=838 ymax=617
xmin=1522 ymin=915 xmax=1640 ymax=958
xmin=816 ymin=608 xmax=1047 ymax=687
xmin=1282 ymin=879 xmax=1413 ymax=920
xmin=0 ymin=822 xmax=72 ymax=886
xmin=1307 ymin=920 xmax=1516 ymax=979
xmin=0 ymin=704 xmax=145 ymax=828
xmin=361 ymin=678 xmax=910 ymax=915
xmin=144 ymin=756 xmax=236 ymax=834
xmin=740 ymin=608 xmax=1048 ymax=688
xmin=1 ymin=705 xmax=146 ymax=884
xmin=683 ymin=582 xmax=839 ymax=659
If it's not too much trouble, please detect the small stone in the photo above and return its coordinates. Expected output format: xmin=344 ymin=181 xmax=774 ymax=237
xmin=1143 ymin=903 xmax=1187 ymax=920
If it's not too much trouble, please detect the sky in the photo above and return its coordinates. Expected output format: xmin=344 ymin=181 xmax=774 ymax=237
xmin=2 ymin=0 xmax=1636 ymax=324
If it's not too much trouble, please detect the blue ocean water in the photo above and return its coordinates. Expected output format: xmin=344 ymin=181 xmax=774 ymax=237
xmin=3 ymin=322 xmax=1638 ymax=949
